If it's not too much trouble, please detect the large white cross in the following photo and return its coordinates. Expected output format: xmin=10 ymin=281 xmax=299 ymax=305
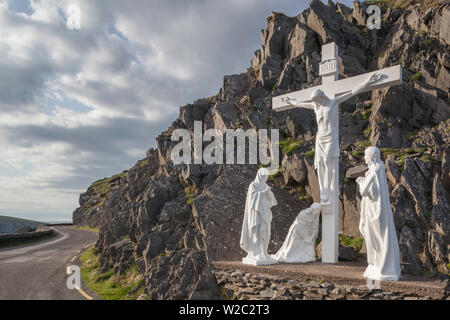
xmin=272 ymin=42 xmax=402 ymax=263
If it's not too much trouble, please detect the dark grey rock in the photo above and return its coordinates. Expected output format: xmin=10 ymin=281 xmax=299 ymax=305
xmin=339 ymin=245 xmax=358 ymax=262
xmin=345 ymin=165 xmax=367 ymax=179
xmin=282 ymin=153 xmax=307 ymax=185
xmin=400 ymin=158 xmax=432 ymax=221
xmin=431 ymin=175 xmax=450 ymax=243
xmin=221 ymin=73 xmax=250 ymax=101
xmin=212 ymin=102 xmax=238 ymax=133
xmin=440 ymin=6 xmax=450 ymax=46
xmin=399 ymin=226 xmax=422 ymax=276
xmin=385 ymin=159 xmax=401 ymax=186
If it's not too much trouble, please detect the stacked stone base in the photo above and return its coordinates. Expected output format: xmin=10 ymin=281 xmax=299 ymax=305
xmin=214 ymin=269 xmax=446 ymax=300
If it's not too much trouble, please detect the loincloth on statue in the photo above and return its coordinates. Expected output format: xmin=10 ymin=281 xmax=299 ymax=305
xmin=314 ymin=133 xmax=339 ymax=169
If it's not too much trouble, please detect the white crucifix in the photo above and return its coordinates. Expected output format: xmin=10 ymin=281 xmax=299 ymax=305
xmin=272 ymin=42 xmax=402 ymax=263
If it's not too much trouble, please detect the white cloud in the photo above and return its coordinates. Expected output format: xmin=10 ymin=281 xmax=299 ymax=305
xmin=0 ymin=0 xmax=356 ymax=221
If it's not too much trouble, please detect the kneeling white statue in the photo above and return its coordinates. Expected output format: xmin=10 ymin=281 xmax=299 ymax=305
xmin=356 ymin=147 xmax=401 ymax=281
xmin=274 ymin=203 xmax=321 ymax=263
xmin=240 ymin=168 xmax=278 ymax=266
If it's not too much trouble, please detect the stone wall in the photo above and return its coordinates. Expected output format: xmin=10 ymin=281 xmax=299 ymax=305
xmin=214 ymin=269 xmax=449 ymax=300
xmin=0 ymin=228 xmax=54 ymax=246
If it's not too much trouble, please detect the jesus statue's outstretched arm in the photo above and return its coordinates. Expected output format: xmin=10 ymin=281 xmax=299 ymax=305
xmin=282 ymin=97 xmax=315 ymax=110
xmin=333 ymin=72 xmax=383 ymax=105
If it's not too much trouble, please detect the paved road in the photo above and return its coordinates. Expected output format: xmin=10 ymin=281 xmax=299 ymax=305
xmin=0 ymin=226 xmax=99 ymax=300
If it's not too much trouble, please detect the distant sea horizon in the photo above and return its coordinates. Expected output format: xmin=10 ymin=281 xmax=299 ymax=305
xmin=0 ymin=213 xmax=73 ymax=224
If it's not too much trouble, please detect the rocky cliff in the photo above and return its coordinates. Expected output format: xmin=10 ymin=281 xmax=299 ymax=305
xmin=73 ymin=0 xmax=450 ymax=299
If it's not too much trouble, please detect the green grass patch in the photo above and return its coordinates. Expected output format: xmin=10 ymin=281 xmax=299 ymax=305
xmin=138 ymin=159 xmax=149 ymax=168
xmin=315 ymin=235 xmax=322 ymax=247
xmin=305 ymin=150 xmax=315 ymax=159
xmin=355 ymin=141 xmax=372 ymax=150
xmin=339 ymin=234 xmax=364 ymax=251
xmin=219 ymin=286 xmax=230 ymax=300
xmin=364 ymin=102 xmax=373 ymax=109
xmin=72 ymin=225 xmax=100 ymax=233
xmin=91 ymin=172 xmax=127 ymax=196
xmin=411 ymin=72 xmax=423 ymax=81
xmin=268 ymin=168 xmax=283 ymax=186
xmin=80 ymin=247 xmax=145 ymax=300
xmin=380 ymin=147 xmax=428 ymax=164
xmin=278 ymin=138 xmax=305 ymax=155
xmin=408 ymin=130 xmax=419 ymax=142
xmin=298 ymin=195 xmax=313 ymax=204
xmin=350 ymin=141 xmax=372 ymax=159
xmin=120 ymin=235 xmax=130 ymax=241
xmin=364 ymin=127 xmax=372 ymax=137
xmin=184 ymin=186 xmax=196 ymax=205
xmin=352 ymin=151 xmax=364 ymax=159
xmin=361 ymin=110 xmax=372 ymax=120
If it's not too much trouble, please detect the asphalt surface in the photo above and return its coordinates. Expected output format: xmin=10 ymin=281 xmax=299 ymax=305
xmin=0 ymin=226 xmax=99 ymax=300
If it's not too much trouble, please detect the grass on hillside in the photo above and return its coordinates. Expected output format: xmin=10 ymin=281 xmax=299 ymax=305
xmin=0 ymin=215 xmax=45 ymax=226
xmin=91 ymin=172 xmax=127 ymax=196
xmin=305 ymin=150 xmax=315 ymax=159
xmin=411 ymin=71 xmax=424 ymax=82
xmin=380 ymin=147 xmax=430 ymax=165
xmin=0 ymin=231 xmax=58 ymax=249
xmin=339 ymin=235 xmax=364 ymax=251
xmin=184 ymin=186 xmax=196 ymax=205
xmin=72 ymin=225 xmax=100 ymax=233
xmin=278 ymin=138 xmax=305 ymax=155
xmin=80 ymin=247 xmax=145 ymax=300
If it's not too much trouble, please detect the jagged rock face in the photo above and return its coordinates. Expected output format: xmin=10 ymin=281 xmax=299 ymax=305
xmin=73 ymin=0 xmax=450 ymax=299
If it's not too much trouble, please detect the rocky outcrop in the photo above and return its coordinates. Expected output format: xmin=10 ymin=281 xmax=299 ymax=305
xmin=73 ymin=0 xmax=450 ymax=300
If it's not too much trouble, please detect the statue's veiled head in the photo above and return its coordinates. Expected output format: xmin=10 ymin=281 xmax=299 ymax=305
xmin=364 ymin=146 xmax=382 ymax=167
xmin=310 ymin=89 xmax=329 ymax=103
xmin=298 ymin=202 xmax=321 ymax=223
xmin=255 ymin=167 xmax=270 ymax=185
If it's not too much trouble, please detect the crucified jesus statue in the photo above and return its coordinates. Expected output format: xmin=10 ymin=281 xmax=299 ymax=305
xmin=282 ymin=72 xmax=383 ymax=205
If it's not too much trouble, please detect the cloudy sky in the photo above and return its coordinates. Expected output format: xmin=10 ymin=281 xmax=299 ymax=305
xmin=0 ymin=0 xmax=356 ymax=222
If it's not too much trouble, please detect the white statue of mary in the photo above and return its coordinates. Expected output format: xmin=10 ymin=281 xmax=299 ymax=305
xmin=240 ymin=168 xmax=278 ymax=266
xmin=274 ymin=203 xmax=321 ymax=263
xmin=356 ymin=147 xmax=401 ymax=281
